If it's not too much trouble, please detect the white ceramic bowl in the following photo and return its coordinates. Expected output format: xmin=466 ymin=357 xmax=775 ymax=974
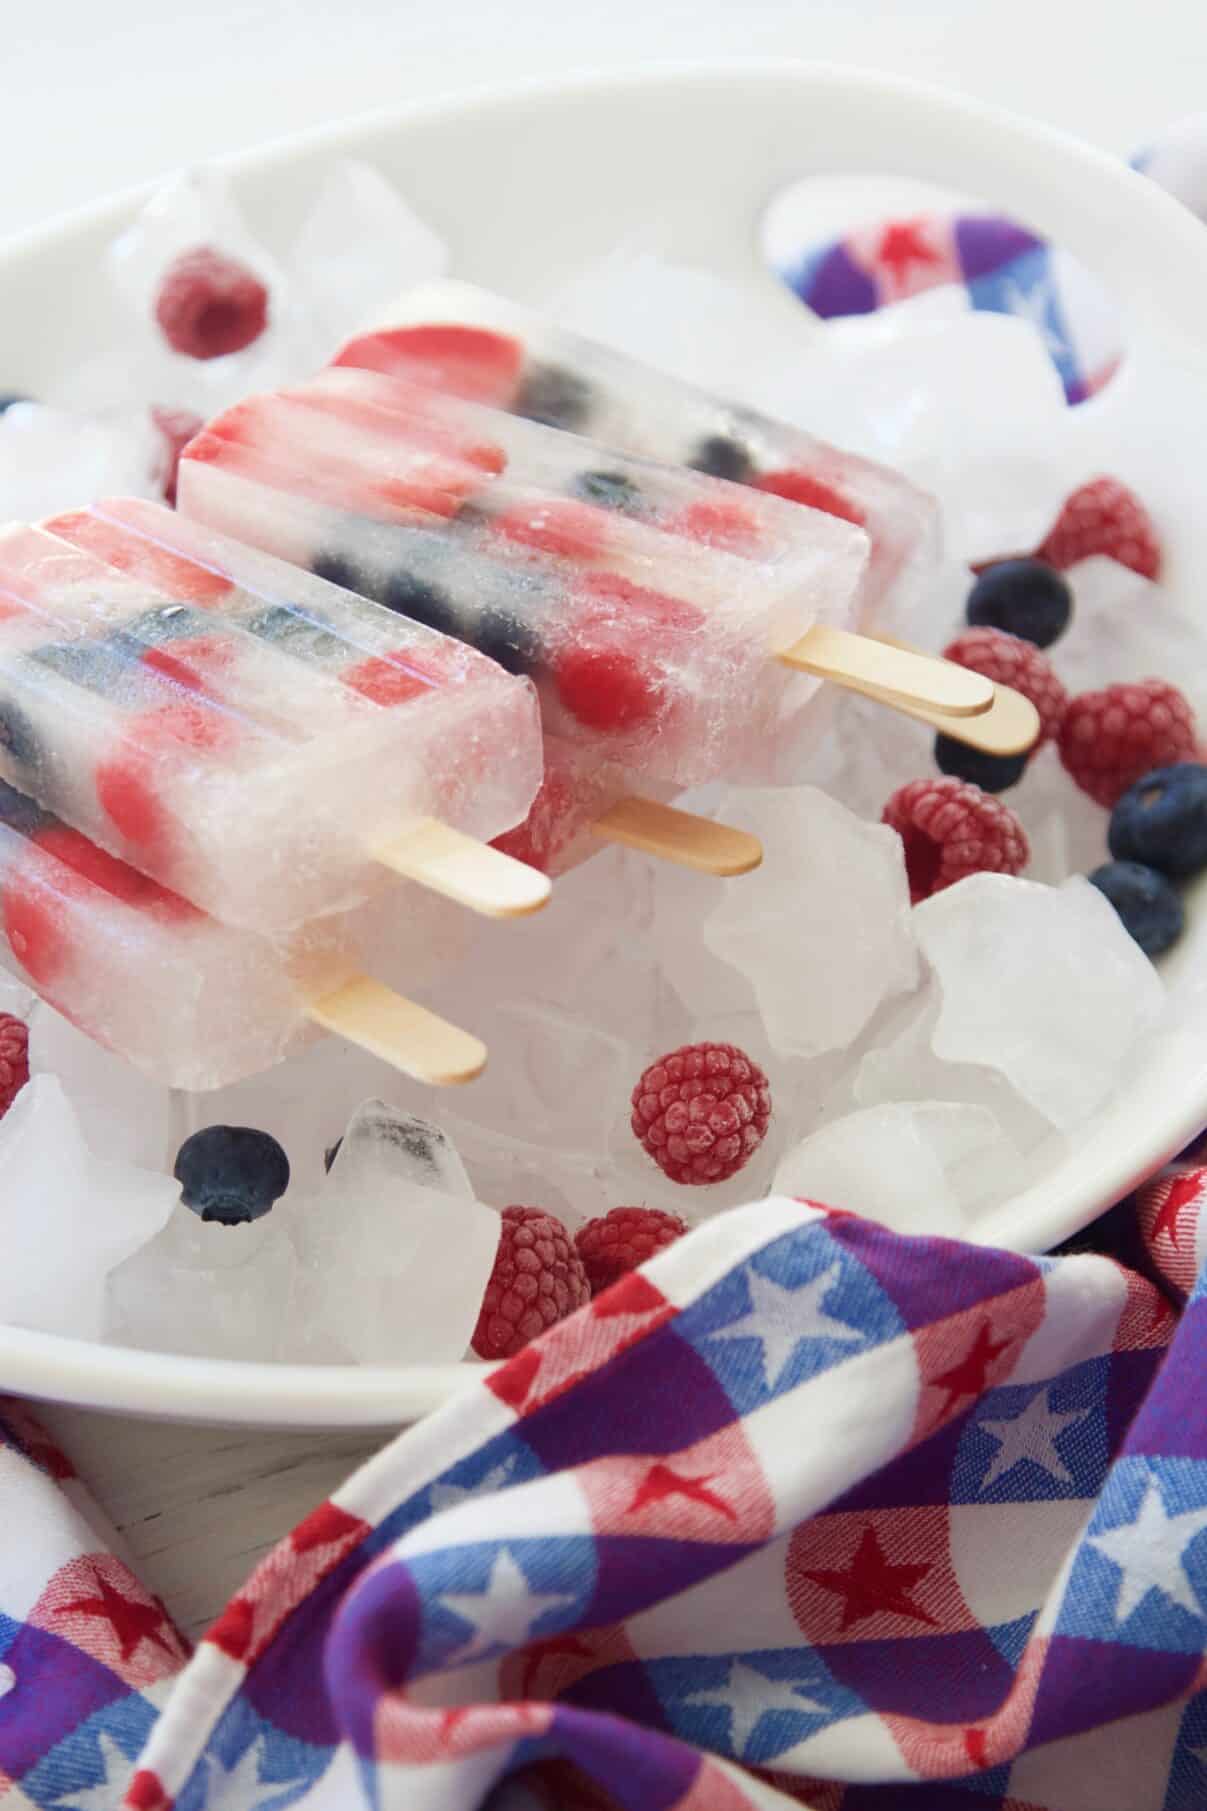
xmin=1 ymin=62 xmax=1206 ymax=1427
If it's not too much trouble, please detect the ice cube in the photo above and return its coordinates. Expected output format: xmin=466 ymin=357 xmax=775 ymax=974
xmin=915 ymin=874 xmax=1164 ymax=1130
xmin=29 ymin=1003 xmax=171 ymax=1169
xmin=1055 ymin=558 xmax=1207 ymax=727
xmin=287 ymin=160 xmax=448 ymax=350
xmin=0 ymin=1075 xmax=176 ymax=1338
xmin=105 ymin=1200 xmax=296 ymax=1360
xmin=773 ymin=1100 xmax=1019 ymax=1236
xmin=703 ymin=786 xmax=919 ymax=1060
xmin=795 ymin=689 xmax=937 ymax=822
xmin=1007 ymin=745 xmax=1109 ymax=886
xmin=435 ymin=1109 xmax=611 ymax=1231
xmin=0 ymin=403 xmax=162 ymax=519
xmin=288 ymin=1100 xmax=500 ymax=1364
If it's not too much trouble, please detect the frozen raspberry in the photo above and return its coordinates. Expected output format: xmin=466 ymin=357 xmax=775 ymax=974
xmin=631 ymin=1043 xmax=772 ymax=1186
xmin=1036 ymin=476 xmax=1161 ymax=580
xmin=1059 ymin=680 xmax=1197 ymax=808
xmin=942 ymin=628 xmax=1068 ymax=746
xmin=575 ymin=1207 xmax=688 ymax=1295
xmin=471 ymin=1206 xmax=590 ymax=1360
xmin=154 ymin=247 xmax=269 ymax=360
xmin=0 ymin=1013 xmax=29 ymax=1120
xmin=150 ymin=406 xmax=204 ymax=505
xmin=752 ymin=468 xmax=867 ymax=527
xmin=883 ymin=777 xmax=1029 ymax=902
xmin=333 ymin=323 xmax=524 ymax=405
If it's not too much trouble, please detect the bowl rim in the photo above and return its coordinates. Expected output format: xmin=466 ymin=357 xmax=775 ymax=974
xmin=1 ymin=57 xmax=1204 ymax=1427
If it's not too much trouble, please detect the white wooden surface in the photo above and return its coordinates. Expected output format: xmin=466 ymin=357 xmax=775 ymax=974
xmin=38 ymin=1406 xmax=389 ymax=1639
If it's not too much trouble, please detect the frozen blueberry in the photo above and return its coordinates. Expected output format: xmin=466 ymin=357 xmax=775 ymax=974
xmin=1088 ymin=859 xmax=1184 ymax=957
xmin=0 ymin=692 xmax=44 ymax=774
xmin=1109 ymin=762 xmax=1207 ymax=879
xmin=174 ymin=1125 xmax=291 ymax=1225
xmin=571 ymin=469 xmax=643 ymax=514
xmin=0 ymin=779 xmax=52 ymax=835
xmin=311 ymin=550 xmax=365 ymax=594
xmin=688 ymin=435 xmax=755 ymax=483
xmin=966 ymin=559 xmax=1072 ymax=647
xmin=382 ymin=571 xmax=459 ymax=636
xmin=474 ymin=606 xmax=543 ymax=675
xmin=513 ymin=362 xmax=592 ymax=430
xmin=31 ymin=640 xmax=133 ymax=692
xmin=0 ymin=393 xmax=30 ymax=416
xmin=246 ymin=604 xmax=345 ymax=663
xmin=934 ymin=734 xmax=1028 ymax=793
xmin=118 ymin=604 xmax=202 ymax=646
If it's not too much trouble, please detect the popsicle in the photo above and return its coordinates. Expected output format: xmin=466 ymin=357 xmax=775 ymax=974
xmin=0 ymin=778 xmax=486 ymax=1089
xmin=54 ymin=499 xmax=763 ymax=879
xmin=333 ymin=278 xmax=941 ymax=614
xmin=0 ymin=518 xmax=546 ymax=934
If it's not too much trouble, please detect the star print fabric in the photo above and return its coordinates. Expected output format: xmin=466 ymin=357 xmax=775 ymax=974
xmin=7 ymin=1172 xmax=1207 ymax=1811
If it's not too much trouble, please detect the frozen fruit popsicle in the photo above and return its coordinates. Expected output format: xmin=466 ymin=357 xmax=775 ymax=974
xmin=178 ymin=386 xmax=896 ymax=791
xmin=77 ymin=498 xmax=763 ymax=879
xmin=0 ymin=778 xmax=486 ymax=1090
xmin=334 ymin=278 xmax=941 ymax=612
xmin=0 ymin=517 xmax=545 ymax=935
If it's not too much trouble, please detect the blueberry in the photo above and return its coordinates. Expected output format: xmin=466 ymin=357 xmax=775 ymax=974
xmin=0 ymin=778 xmax=52 ymax=835
xmin=966 ymin=559 xmax=1072 ymax=648
xmin=1088 ymin=859 xmax=1184 ymax=957
xmin=571 ymin=469 xmax=643 ymax=514
xmin=31 ymin=640 xmax=132 ymax=693
xmin=245 ymin=604 xmax=345 ymax=664
xmin=473 ymin=606 xmax=543 ymax=675
xmin=311 ymin=550 xmax=365 ymax=594
xmin=174 ymin=1125 xmax=290 ymax=1225
xmin=118 ymin=604 xmax=203 ymax=646
xmin=1109 ymin=762 xmax=1207 ymax=879
xmin=0 ymin=393 xmax=30 ymax=416
xmin=0 ymin=692 xmax=44 ymax=774
xmin=688 ymin=435 xmax=755 ymax=483
xmin=513 ymin=362 xmax=592 ymax=430
xmin=934 ymin=734 xmax=1028 ymax=793
xmin=382 ymin=571 xmax=459 ymax=636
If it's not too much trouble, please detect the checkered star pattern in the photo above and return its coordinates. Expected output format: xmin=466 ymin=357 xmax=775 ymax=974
xmin=7 ymin=1149 xmax=1207 ymax=1811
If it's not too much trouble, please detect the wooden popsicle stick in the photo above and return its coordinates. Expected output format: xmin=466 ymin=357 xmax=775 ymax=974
xmin=780 ymin=624 xmax=994 ymax=719
xmin=307 ymin=977 xmax=486 ymax=1086
xmin=884 ymin=682 xmax=1042 ymax=756
xmin=592 ymin=796 xmax=763 ymax=875
xmin=372 ymin=816 xmax=551 ymax=917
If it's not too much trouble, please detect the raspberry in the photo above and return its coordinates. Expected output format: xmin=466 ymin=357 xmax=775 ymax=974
xmin=942 ymin=628 xmax=1068 ymax=746
xmin=1036 ymin=476 xmax=1161 ymax=580
xmin=575 ymin=1207 xmax=688 ymax=1295
xmin=752 ymin=468 xmax=866 ymax=527
xmin=96 ymin=700 xmax=238 ymax=853
xmin=471 ymin=1206 xmax=590 ymax=1359
xmin=631 ymin=1042 xmax=772 ymax=1186
xmin=882 ymin=778 xmax=1029 ymax=903
xmin=150 ymin=406 xmax=204 ymax=505
xmin=332 ymin=324 xmax=524 ymax=405
xmin=0 ymin=1013 xmax=29 ymax=1119
xmin=1059 ymin=680 xmax=1197 ymax=808
xmin=154 ymin=247 xmax=269 ymax=361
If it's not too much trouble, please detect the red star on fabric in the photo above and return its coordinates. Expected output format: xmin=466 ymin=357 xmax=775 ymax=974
xmin=627 ymin=1462 xmax=738 ymax=1522
xmin=1150 ymin=1171 xmax=1204 ymax=1249
xmin=876 ymin=219 xmax=941 ymax=283
xmin=932 ymin=1320 xmax=1013 ymax=1414
xmin=59 ymin=1566 xmax=178 ymax=1662
xmin=801 ymin=1524 xmax=937 ymax=1631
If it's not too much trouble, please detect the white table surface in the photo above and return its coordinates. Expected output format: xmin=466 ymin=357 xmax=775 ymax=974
xmin=5 ymin=0 xmax=1207 ymax=1639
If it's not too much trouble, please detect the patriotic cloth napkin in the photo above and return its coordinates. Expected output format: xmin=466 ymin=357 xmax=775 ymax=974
xmin=3 ymin=1151 xmax=1207 ymax=1811
xmin=770 ymin=111 xmax=1207 ymax=408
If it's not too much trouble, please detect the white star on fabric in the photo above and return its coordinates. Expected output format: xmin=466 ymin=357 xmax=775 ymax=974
xmin=999 ymin=275 xmax=1070 ymax=361
xmin=429 ymin=1457 xmax=517 ymax=1513
xmin=711 ymin=1262 xmax=861 ymax=1391
xmin=438 ymin=1547 xmax=576 ymax=1662
xmin=685 ymin=1659 xmax=827 ymax=1760
xmin=1191 ymin=1743 xmax=1207 ymax=1771
xmin=202 ymin=1737 xmax=310 ymax=1811
xmin=52 ymin=1732 xmax=133 ymax=1811
xmin=1088 ymin=1474 xmax=1207 ymax=1624
xmin=977 ymin=1387 xmax=1089 ymax=1491
xmin=0 ymin=1662 xmax=12 ymax=1697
